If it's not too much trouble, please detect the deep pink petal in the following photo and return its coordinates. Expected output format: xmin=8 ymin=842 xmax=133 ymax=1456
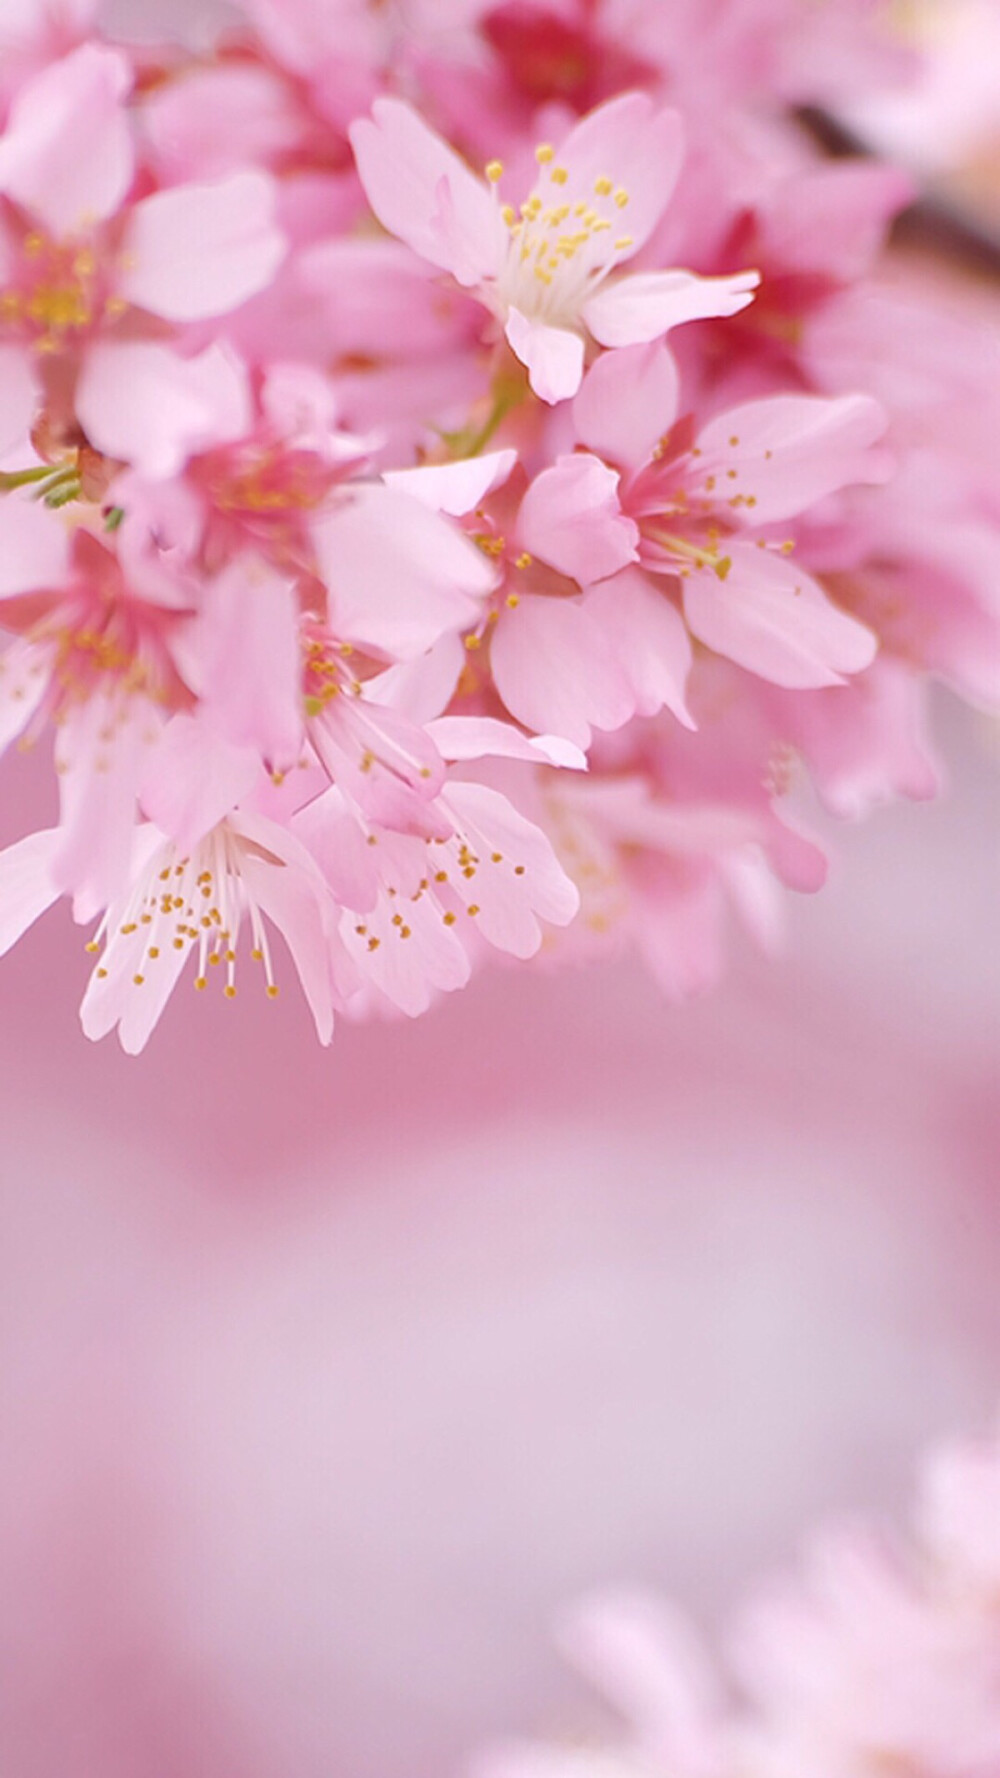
xmin=120 ymin=171 xmax=286 ymax=321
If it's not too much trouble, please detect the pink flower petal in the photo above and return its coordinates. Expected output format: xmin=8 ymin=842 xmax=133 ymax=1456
xmin=0 ymin=637 xmax=49 ymax=752
xmin=438 ymin=780 xmax=580 ymax=956
xmin=0 ymin=345 xmax=37 ymax=457
xmin=518 ymin=452 xmax=639 ymax=585
xmin=51 ymin=690 xmax=162 ymax=923
xmin=292 ymin=790 xmax=379 ymax=913
xmin=341 ymin=881 xmax=471 ymax=1017
xmin=0 ymin=43 xmax=132 ymax=234
xmin=0 ymin=496 xmax=70 ymax=598
xmin=120 ymin=171 xmax=286 ymax=322
xmin=573 ymin=342 xmax=680 ymax=473
xmin=76 ymin=341 xmax=252 ymax=479
xmin=584 ymin=569 xmax=694 ymax=725
xmin=314 ymin=486 xmax=495 ymax=659
xmin=236 ymin=838 xmax=335 ymax=1047
xmin=349 ymin=98 xmax=504 ymax=286
xmin=384 ymin=450 xmax=517 ymax=516
xmin=504 ymin=309 xmax=585 ymax=404
xmin=0 ymin=826 xmax=60 ymax=958
xmin=139 ymin=715 xmax=261 ymax=850
xmin=694 ymin=393 xmax=890 ymax=525
xmin=583 ymin=268 xmax=759 ymax=348
xmin=491 ymin=593 xmax=635 ymax=747
xmin=426 ymin=715 xmax=587 ymax=770
xmin=683 ymin=543 xmax=878 ymax=688
xmin=556 ymin=1591 xmax=721 ymax=1761
xmin=554 ymin=94 xmax=685 ymax=258
xmin=195 ymin=557 xmax=302 ymax=771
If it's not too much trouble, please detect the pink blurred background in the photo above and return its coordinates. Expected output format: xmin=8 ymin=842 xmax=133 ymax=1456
xmin=2 ymin=5 xmax=1000 ymax=1774
xmin=2 ymin=687 xmax=998 ymax=1778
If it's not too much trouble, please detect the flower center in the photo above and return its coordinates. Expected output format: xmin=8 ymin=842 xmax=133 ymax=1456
xmin=0 ymin=229 xmax=119 ymax=353
xmin=86 ymin=826 xmax=280 ymax=1001
xmin=487 ymin=143 xmax=634 ymax=321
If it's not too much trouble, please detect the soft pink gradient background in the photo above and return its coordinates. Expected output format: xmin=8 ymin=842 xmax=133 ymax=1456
xmin=2 ymin=4 xmax=1000 ymax=1769
xmin=1 ymin=692 xmax=998 ymax=1778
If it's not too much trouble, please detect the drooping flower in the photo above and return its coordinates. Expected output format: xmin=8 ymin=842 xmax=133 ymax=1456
xmin=80 ymin=808 xmax=344 ymax=1053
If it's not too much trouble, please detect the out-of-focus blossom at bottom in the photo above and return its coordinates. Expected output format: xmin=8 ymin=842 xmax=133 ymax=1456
xmin=476 ymin=1417 xmax=1000 ymax=1778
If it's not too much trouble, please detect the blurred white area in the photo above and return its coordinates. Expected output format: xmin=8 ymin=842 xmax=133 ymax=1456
xmin=845 ymin=0 xmax=1000 ymax=176
xmin=1 ymin=693 xmax=997 ymax=1778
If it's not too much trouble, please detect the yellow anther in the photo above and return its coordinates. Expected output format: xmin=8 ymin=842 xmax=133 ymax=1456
xmin=501 ymin=204 xmax=516 ymax=225
xmin=465 ymin=632 xmax=482 ymax=651
xmin=535 ymin=143 xmax=554 ymax=163
xmin=506 ymin=592 xmax=520 ymax=608
xmin=467 ymin=904 xmax=481 ymax=917
xmin=485 ymin=159 xmax=503 ymax=183
xmin=442 ymin=911 xmax=456 ymax=925
xmin=514 ymin=552 xmax=532 ymax=570
xmin=550 ymin=166 xmax=568 ymax=185
xmin=593 ymin=176 xmax=613 ymax=196
xmin=224 ymin=984 xmax=236 ymax=999
xmin=614 ymin=235 xmax=633 ymax=251
xmin=614 ymin=188 xmax=629 ymax=208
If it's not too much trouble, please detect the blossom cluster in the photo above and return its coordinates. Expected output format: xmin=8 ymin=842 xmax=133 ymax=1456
xmin=0 ymin=0 xmax=996 ymax=1050
xmin=476 ymin=1419 xmax=1000 ymax=1778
